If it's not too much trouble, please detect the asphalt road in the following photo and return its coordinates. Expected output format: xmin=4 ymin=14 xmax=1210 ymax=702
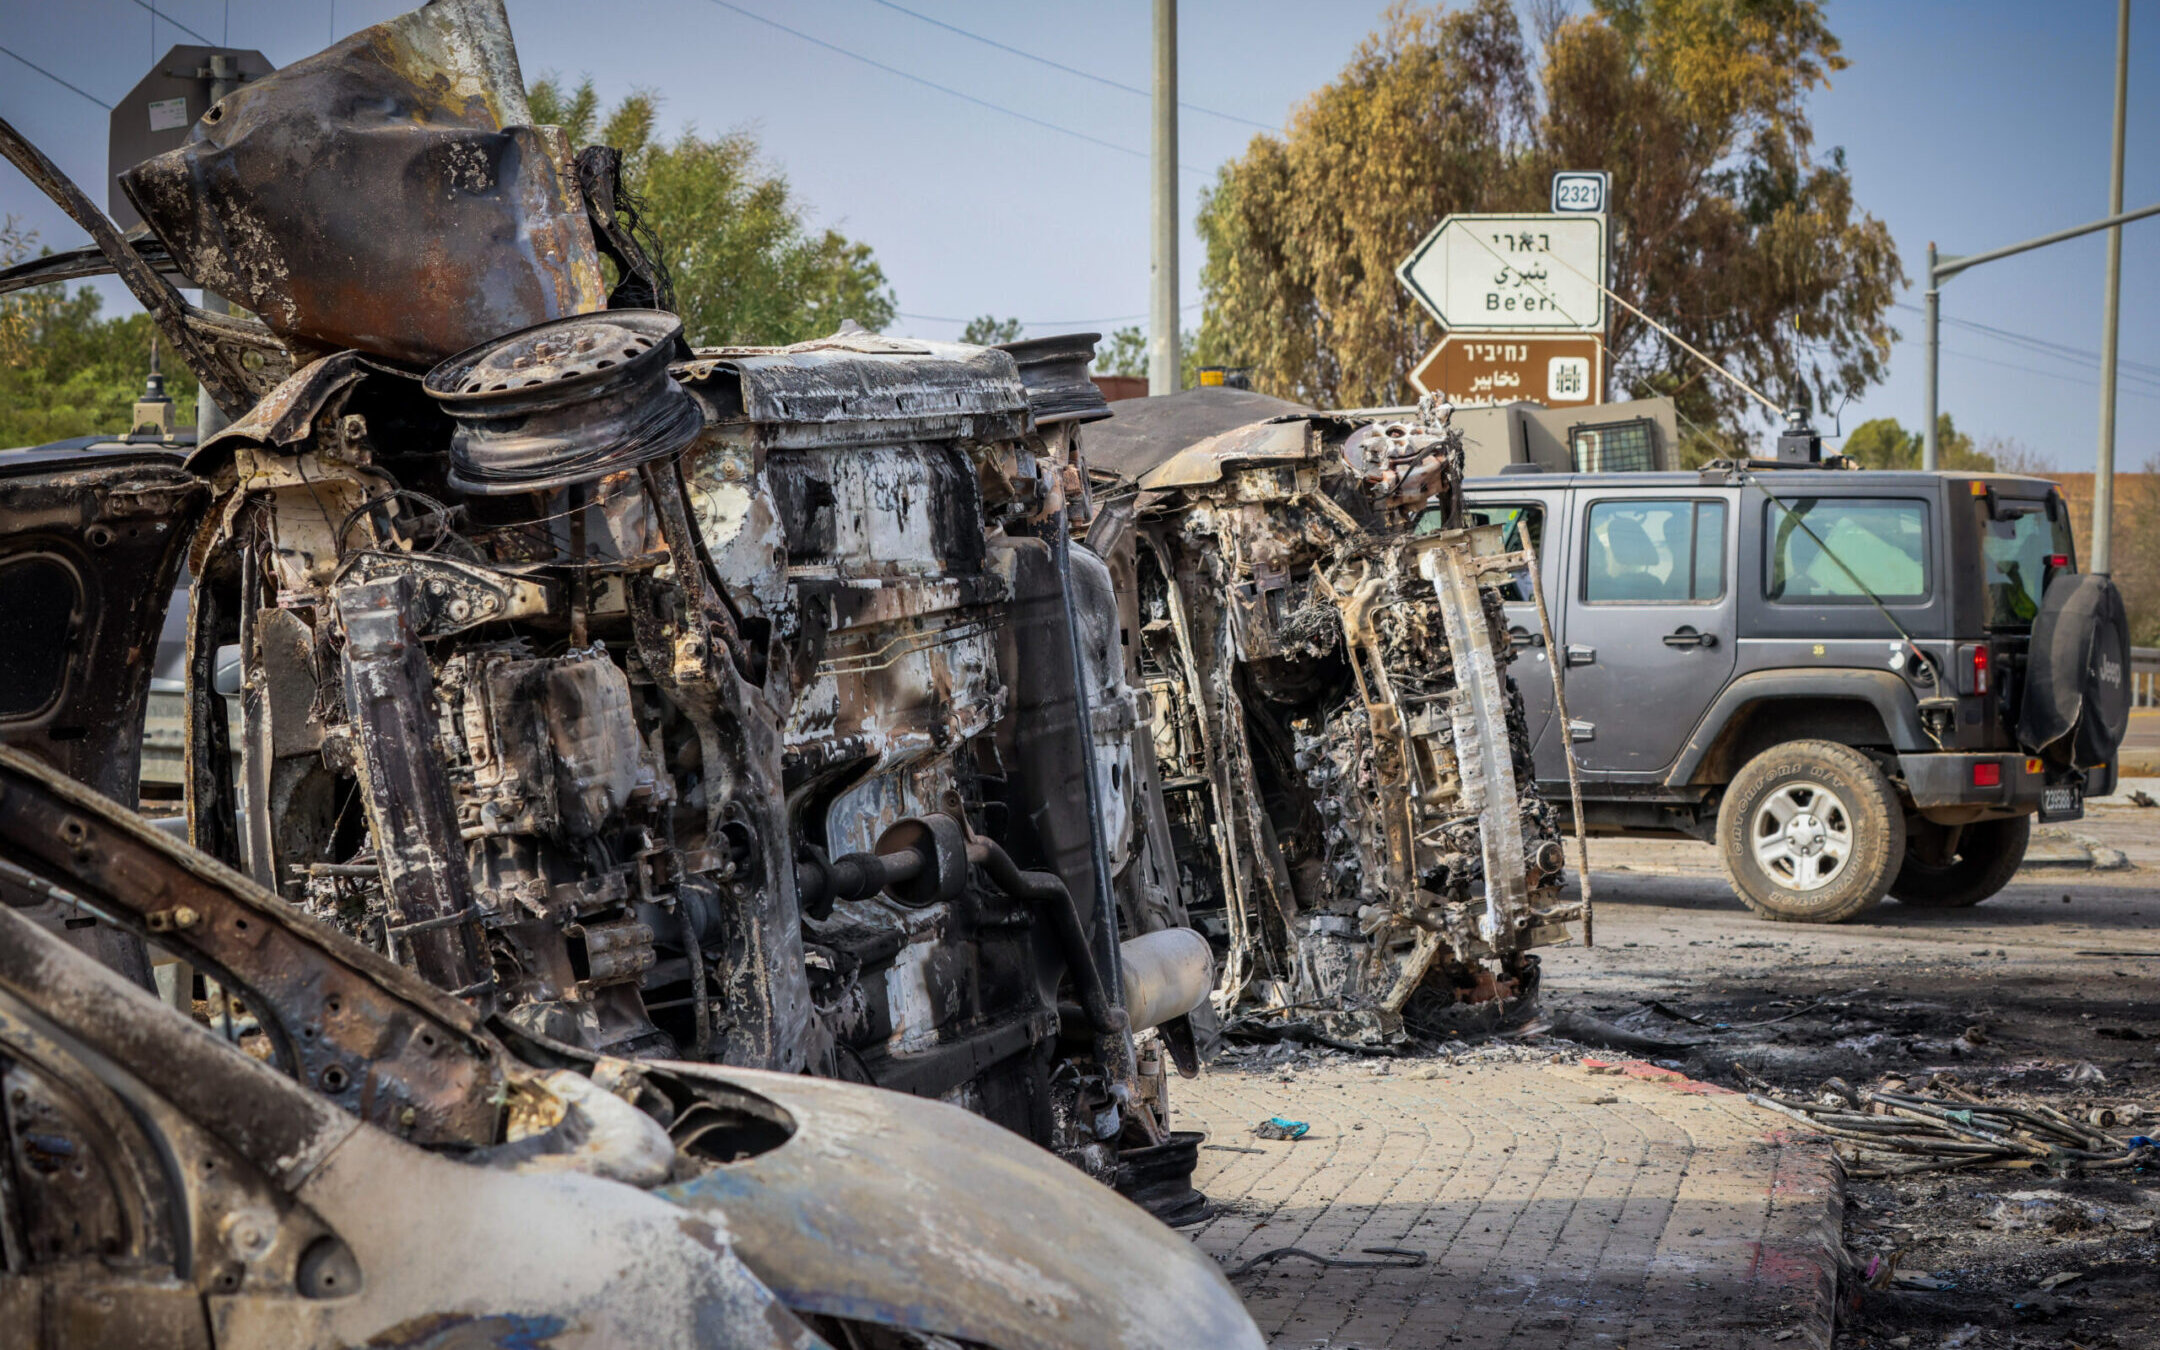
xmin=1537 ymin=800 xmax=2160 ymax=1349
xmin=2120 ymin=708 xmax=2160 ymax=775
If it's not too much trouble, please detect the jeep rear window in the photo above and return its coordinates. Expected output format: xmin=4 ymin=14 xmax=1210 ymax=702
xmin=1764 ymin=498 xmax=1929 ymax=603
xmin=1980 ymin=496 xmax=2074 ymax=627
xmin=1583 ymin=499 xmax=1725 ymax=603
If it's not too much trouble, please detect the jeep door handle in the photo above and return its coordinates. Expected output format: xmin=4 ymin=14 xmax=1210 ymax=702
xmin=1507 ymin=624 xmax=1545 ymax=649
xmin=1662 ymin=626 xmax=1718 ymax=650
xmin=1563 ymin=644 xmax=1595 ymax=667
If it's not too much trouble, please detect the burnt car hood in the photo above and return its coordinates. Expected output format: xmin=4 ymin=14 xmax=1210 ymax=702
xmin=0 ymin=446 xmax=206 ymax=804
xmin=0 ymin=746 xmax=1259 ymax=1350
xmin=657 ymin=1065 xmax=1263 ymax=1350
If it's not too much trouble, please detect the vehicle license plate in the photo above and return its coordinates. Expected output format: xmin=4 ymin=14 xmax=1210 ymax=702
xmin=2039 ymin=784 xmax=2082 ymax=823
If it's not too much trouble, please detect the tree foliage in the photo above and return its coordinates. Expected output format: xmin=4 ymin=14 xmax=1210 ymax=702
xmin=1091 ymin=324 xmax=1200 ymax=386
xmin=1193 ymin=0 xmax=1902 ymax=439
xmin=529 ymin=80 xmax=895 ymax=347
xmin=1839 ymin=415 xmax=1999 ymax=471
xmin=1 ymin=222 xmax=198 ymax=448
xmin=960 ymin=315 xmax=1023 ymax=346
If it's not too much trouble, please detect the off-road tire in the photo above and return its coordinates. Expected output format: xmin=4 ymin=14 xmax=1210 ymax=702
xmin=1890 ymin=814 xmax=2031 ymax=908
xmin=1717 ymin=740 xmax=1905 ymax=924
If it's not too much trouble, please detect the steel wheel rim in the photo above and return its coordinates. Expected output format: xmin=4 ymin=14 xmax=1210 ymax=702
xmin=1749 ymin=781 xmax=1853 ymax=893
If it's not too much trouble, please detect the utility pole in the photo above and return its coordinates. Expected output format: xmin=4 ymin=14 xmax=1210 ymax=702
xmin=2093 ymin=0 xmax=2130 ymax=575
xmin=1149 ymin=0 xmax=1179 ymax=396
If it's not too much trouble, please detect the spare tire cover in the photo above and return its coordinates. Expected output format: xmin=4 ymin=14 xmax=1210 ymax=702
xmin=2018 ymin=571 xmax=2132 ymax=769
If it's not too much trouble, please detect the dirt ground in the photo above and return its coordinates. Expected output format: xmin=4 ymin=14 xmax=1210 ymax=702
xmin=1534 ymin=797 xmax=2160 ymax=1350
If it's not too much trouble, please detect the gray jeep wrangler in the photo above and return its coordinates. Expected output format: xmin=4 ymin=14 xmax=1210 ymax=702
xmin=1462 ymin=463 xmax=2132 ymax=922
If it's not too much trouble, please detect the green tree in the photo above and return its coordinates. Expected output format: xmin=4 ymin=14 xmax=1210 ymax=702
xmin=1089 ymin=324 xmax=1204 ymax=388
xmin=960 ymin=315 xmax=1023 ymax=346
xmin=528 ymin=80 xmax=895 ymax=347
xmin=1839 ymin=415 xmax=1996 ymax=471
xmin=1094 ymin=325 xmax=1147 ymax=378
xmin=1 ymin=223 xmax=198 ymax=448
xmin=1194 ymin=0 xmax=1901 ymax=437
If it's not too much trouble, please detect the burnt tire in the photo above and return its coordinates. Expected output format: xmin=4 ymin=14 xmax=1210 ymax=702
xmin=1890 ymin=814 xmax=2030 ymax=909
xmin=1716 ymin=740 xmax=1904 ymax=924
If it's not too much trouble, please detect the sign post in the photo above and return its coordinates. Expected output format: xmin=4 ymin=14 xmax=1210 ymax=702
xmin=1410 ymin=333 xmax=1603 ymax=407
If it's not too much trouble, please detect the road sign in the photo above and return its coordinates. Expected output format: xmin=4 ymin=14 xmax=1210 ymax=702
xmin=109 ymin=45 xmax=275 ymax=228
xmin=1396 ymin=214 xmax=1606 ymax=333
xmin=1410 ymin=333 xmax=1604 ymax=407
xmin=1550 ymin=170 xmax=1609 ymax=214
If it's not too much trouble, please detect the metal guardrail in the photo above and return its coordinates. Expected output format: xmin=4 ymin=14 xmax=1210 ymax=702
xmin=2136 ymin=646 xmax=2159 ymax=709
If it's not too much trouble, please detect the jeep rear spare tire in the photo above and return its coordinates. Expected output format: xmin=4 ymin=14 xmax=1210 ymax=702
xmin=1717 ymin=740 xmax=1905 ymax=923
xmin=1890 ymin=814 xmax=2030 ymax=908
xmin=2019 ymin=571 xmax=2133 ymax=770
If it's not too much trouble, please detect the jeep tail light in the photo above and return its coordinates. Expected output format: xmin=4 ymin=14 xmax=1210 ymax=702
xmin=1972 ymin=761 xmax=2002 ymax=789
xmin=1959 ymin=642 xmax=1989 ymax=696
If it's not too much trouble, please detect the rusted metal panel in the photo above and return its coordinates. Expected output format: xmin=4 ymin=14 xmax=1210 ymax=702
xmin=118 ymin=0 xmax=604 ymax=370
xmin=0 ymin=747 xmax=507 ymax=1146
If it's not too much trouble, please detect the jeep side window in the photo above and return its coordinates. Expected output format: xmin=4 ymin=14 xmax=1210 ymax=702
xmin=1464 ymin=503 xmax=1544 ymax=601
xmin=1581 ymin=500 xmax=1725 ymax=604
xmin=1764 ymin=498 xmax=1929 ymax=602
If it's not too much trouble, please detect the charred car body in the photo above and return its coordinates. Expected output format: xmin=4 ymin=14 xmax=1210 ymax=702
xmin=1086 ymin=391 xmax=1583 ymax=1043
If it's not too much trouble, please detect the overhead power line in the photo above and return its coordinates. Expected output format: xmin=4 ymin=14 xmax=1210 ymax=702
xmin=124 ymin=0 xmax=213 ymax=45
xmin=898 ymin=300 xmax=1203 ymax=328
xmin=1938 ymin=343 xmax=2160 ymax=403
xmin=1893 ymin=300 xmax=2160 ymax=382
xmin=863 ymin=0 xmax=1277 ymax=131
xmin=0 ymin=45 xmax=112 ymax=108
xmin=696 ymin=0 xmax=1203 ymax=175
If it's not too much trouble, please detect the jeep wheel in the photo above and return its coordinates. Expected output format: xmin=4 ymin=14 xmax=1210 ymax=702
xmin=1717 ymin=740 xmax=1904 ymax=923
xmin=1890 ymin=815 xmax=2030 ymax=909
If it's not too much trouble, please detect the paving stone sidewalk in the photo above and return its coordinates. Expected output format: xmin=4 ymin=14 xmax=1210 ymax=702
xmin=1178 ymin=1054 xmax=1842 ymax=1350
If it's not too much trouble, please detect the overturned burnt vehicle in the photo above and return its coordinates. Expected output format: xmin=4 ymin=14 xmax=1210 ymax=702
xmin=1083 ymin=390 xmax=1584 ymax=1044
xmin=0 ymin=0 xmax=1259 ymax=1343
xmin=0 ymin=748 xmax=1258 ymax=1349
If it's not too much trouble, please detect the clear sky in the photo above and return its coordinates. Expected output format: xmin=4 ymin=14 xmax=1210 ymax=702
xmin=2 ymin=0 xmax=2154 ymax=466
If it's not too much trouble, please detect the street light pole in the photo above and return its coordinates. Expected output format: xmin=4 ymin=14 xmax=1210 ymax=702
xmin=1921 ymin=199 xmax=2159 ymax=477
xmin=1924 ymin=242 xmax=1940 ymax=470
xmin=2093 ymin=0 xmax=2130 ymax=575
xmin=1149 ymin=0 xmax=1179 ymax=397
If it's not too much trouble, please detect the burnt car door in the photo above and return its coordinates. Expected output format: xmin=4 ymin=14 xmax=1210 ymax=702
xmin=1559 ymin=490 xmax=1740 ymax=779
xmin=0 ymin=444 xmax=207 ymax=985
xmin=0 ymin=899 xmax=825 ymax=1350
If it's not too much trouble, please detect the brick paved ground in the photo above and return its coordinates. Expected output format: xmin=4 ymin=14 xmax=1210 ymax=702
xmin=1177 ymin=1054 xmax=1842 ymax=1350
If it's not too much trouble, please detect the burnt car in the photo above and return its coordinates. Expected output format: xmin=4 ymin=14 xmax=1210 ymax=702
xmin=0 ymin=0 xmax=1218 ymax=1208
xmin=0 ymin=744 xmax=1260 ymax=1349
xmin=0 ymin=0 xmax=1257 ymax=1336
xmin=1083 ymin=389 xmax=1583 ymax=1045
